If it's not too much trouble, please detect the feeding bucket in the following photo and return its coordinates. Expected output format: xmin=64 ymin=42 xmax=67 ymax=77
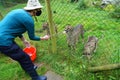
xmin=23 ymin=46 xmax=36 ymax=62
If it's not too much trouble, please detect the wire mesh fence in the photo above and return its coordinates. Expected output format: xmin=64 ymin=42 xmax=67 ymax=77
xmin=0 ymin=0 xmax=120 ymax=80
xmin=44 ymin=0 xmax=120 ymax=63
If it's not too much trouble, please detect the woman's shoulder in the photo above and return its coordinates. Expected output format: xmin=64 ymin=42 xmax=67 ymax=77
xmin=11 ymin=9 xmax=30 ymax=14
xmin=11 ymin=9 xmax=31 ymax=18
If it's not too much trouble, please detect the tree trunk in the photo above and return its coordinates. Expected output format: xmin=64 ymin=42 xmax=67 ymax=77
xmin=88 ymin=63 xmax=120 ymax=73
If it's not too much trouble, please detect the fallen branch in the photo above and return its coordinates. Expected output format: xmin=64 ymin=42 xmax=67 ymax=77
xmin=88 ymin=63 xmax=120 ymax=73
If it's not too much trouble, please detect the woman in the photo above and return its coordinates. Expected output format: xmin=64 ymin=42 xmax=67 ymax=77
xmin=0 ymin=0 xmax=49 ymax=80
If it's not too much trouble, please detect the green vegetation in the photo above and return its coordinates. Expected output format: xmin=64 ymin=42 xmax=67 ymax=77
xmin=0 ymin=0 xmax=120 ymax=80
xmin=110 ymin=4 xmax=120 ymax=19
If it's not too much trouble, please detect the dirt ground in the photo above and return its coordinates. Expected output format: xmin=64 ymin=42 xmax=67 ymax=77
xmin=45 ymin=71 xmax=64 ymax=80
xmin=34 ymin=62 xmax=64 ymax=80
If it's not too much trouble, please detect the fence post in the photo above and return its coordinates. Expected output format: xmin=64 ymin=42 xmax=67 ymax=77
xmin=45 ymin=0 xmax=57 ymax=53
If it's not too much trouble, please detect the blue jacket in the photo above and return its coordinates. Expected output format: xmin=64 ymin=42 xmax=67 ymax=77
xmin=0 ymin=9 xmax=40 ymax=46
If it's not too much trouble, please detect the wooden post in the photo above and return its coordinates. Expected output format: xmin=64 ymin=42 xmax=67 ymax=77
xmin=45 ymin=0 xmax=57 ymax=53
xmin=88 ymin=63 xmax=120 ymax=73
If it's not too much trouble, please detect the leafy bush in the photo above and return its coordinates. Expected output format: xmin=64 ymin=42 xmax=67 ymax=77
xmin=77 ymin=0 xmax=87 ymax=10
xmin=92 ymin=0 xmax=101 ymax=8
xmin=110 ymin=4 xmax=120 ymax=19
xmin=0 ymin=0 xmax=27 ymax=7
xmin=103 ymin=4 xmax=114 ymax=12
xmin=77 ymin=0 xmax=95 ymax=10
xmin=101 ymin=0 xmax=120 ymax=19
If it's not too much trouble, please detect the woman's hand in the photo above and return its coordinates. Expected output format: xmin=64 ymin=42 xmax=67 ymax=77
xmin=41 ymin=35 xmax=50 ymax=40
xmin=20 ymin=36 xmax=31 ymax=47
xmin=23 ymin=40 xmax=31 ymax=47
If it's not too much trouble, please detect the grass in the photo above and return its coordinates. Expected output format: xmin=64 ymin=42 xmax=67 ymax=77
xmin=0 ymin=0 xmax=120 ymax=80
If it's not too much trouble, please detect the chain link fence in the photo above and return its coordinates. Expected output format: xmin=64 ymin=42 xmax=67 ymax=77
xmin=47 ymin=1 xmax=120 ymax=79
xmin=44 ymin=0 xmax=120 ymax=63
xmin=0 ymin=0 xmax=120 ymax=80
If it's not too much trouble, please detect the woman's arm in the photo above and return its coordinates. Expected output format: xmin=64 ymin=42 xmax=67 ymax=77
xmin=20 ymin=35 xmax=31 ymax=47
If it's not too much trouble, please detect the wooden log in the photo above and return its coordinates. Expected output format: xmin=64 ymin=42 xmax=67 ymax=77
xmin=88 ymin=63 xmax=120 ymax=73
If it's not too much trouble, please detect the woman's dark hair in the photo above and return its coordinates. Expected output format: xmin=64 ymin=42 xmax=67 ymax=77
xmin=25 ymin=10 xmax=34 ymax=12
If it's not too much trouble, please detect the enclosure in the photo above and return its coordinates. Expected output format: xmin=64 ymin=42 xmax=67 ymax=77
xmin=0 ymin=0 xmax=120 ymax=80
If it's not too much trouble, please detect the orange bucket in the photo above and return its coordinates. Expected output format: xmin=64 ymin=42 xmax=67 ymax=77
xmin=23 ymin=46 xmax=36 ymax=62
